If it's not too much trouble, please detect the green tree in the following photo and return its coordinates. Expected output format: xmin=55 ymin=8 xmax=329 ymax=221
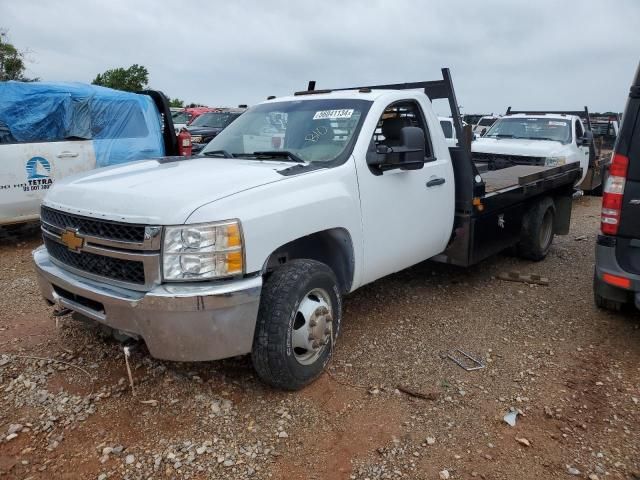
xmin=0 ymin=30 xmax=37 ymax=81
xmin=169 ymin=98 xmax=184 ymax=108
xmin=91 ymin=64 xmax=149 ymax=92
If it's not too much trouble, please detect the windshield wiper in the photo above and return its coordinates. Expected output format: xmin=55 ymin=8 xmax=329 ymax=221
xmin=201 ymin=150 xmax=234 ymax=158
xmin=249 ymin=151 xmax=306 ymax=163
xmin=521 ymin=136 xmax=559 ymax=142
xmin=487 ymin=134 xmax=515 ymax=139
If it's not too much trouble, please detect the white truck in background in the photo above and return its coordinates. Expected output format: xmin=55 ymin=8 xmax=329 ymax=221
xmin=473 ymin=115 xmax=500 ymax=137
xmin=32 ymin=69 xmax=581 ymax=390
xmin=472 ymin=108 xmax=605 ymax=193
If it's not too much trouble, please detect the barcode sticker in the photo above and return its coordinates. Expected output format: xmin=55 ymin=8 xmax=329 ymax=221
xmin=548 ymin=121 xmax=566 ymax=126
xmin=313 ymin=109 xmax=354 ymax=120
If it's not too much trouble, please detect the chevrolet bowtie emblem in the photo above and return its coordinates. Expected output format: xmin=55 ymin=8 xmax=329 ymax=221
xmin=60 ymin=229 xmax=85 ymax=252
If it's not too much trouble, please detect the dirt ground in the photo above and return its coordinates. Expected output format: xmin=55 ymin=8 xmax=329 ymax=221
xmin=0 ymin=196 xmax=638 ymax=480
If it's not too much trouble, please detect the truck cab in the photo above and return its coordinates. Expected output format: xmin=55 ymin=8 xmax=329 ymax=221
xmin=472 ymin=112 xmax=592 ymax=185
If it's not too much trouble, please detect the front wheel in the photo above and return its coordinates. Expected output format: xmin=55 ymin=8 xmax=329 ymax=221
xmin=252 ymin=259 xmax=342 ymax=390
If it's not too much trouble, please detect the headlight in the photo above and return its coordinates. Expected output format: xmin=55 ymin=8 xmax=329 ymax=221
xmin=545 ymin=156 xmax=567 ymax=166
xmin=162 ymin=220 xmax=243 ymax=281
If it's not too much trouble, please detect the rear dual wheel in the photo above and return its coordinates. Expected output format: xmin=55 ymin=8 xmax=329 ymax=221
xmin=518 ymin=197 xmax=555 ymax=261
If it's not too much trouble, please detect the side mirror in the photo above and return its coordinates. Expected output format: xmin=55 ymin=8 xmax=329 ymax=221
xmin=580 ymin=130 xmax=594 ymax=146
xmin=366 ymin=126 xmax=426 ymax=172
xmin=397 ymin=126 xmax=426 ymax=169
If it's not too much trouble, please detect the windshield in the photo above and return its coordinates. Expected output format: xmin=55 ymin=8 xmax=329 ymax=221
xmin=485 ymin=117 xmax=572 ymax=143
xmin=201 ymin=99 xmax=372 ymax=163
xmin=190 ymin=112 xmax=239 ymax=128
xmin=478 ymin=117 xmax=496 ymax=127
xmin=172 ymin=111 xmax=190 ymax=124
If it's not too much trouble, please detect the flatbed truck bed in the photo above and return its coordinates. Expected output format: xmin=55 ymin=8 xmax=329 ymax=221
xmin=482 ymin=164 xmax=579 ymax=193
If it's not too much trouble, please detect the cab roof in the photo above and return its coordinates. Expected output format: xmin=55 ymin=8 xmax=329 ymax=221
xmin=504 ymin=113 xmax=580 ymax=121
xmin=261 ymin=88 xmax=424 ymax=105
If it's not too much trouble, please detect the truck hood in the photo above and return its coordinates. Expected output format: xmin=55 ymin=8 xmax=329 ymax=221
xmin=186 ymin=126 xmax=224 ymax=136
xmin=44 ymin=156 xmax=295 ymax=225
xmin=472 ymin=138 xmax=568 ymax=157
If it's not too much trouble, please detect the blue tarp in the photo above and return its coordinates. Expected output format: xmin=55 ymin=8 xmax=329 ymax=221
xmin=0 ymin=81 xmax=164 ymax=167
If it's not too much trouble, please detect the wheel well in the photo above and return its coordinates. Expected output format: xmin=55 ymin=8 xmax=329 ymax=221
xmin=262 ymin=228 xmax=355 ymax=294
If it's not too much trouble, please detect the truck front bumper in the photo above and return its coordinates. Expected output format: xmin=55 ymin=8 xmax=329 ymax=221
xmin=33 ymin=246 xmax=262 ymax=361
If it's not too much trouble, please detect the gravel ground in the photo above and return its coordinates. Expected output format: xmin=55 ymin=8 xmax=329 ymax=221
xmin=0 ymin=196 xmax=638 ymax=480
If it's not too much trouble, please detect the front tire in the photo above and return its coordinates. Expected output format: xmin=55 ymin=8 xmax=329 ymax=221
xmin=252 ymin=259 xmax=342 ymax=390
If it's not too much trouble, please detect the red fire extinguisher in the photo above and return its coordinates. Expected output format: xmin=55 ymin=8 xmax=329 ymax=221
xmin=177 ymin=128 xmax=192 ymax=156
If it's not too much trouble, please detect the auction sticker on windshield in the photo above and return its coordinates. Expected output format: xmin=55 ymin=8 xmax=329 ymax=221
xmin=548 ymin=121 xmax=566 ymax=126
xmin=313 ymin=109 xmax=354 ymax=120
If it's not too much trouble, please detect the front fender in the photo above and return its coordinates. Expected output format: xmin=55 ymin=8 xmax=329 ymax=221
xmin=185 ymin=161 xmax=364 ymax=289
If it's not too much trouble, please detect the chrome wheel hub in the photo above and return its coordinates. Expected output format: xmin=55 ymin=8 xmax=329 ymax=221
xmin=291 ymin=288 xmax=333 ymax=365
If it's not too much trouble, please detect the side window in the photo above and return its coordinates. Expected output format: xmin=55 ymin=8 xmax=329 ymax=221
xmin=575 ymin=120 xmax=584 ymax=141
xmin=373 ymin=100 xmax=433 ymax=158
xmin=91 ymin=101 xmax=149 ymax=139
xmin=440 ymin=120 xmax=453 ymax=139
xmin=0 ymin=96 xmax=92 ymax=144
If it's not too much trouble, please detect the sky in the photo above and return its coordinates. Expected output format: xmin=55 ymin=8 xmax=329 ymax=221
xmin=2 ymin=0 xmax=639 ymax=114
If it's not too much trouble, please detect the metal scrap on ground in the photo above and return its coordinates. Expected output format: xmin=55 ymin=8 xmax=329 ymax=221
xmin=446 ymin=349 xmax=485 ymax=371
xmin=497 ymin=271 xmax=550 ymax=286
xmin=396 ymin=385 xmax=439 ymax=400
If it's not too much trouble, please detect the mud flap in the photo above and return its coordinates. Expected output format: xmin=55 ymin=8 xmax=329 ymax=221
xmin=553 ymin=195 xmax=572 ymax=235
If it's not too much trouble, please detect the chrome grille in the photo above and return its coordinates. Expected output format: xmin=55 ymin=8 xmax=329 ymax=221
xmin=41 ymin=206 xmax=146 ymax=243
xmin=44 ymin=237 xmax=145 ymax=285
xmin=40 ymin=207 xmax=161 ymax=290
xmin=473 ymin=152 xmax=545 ymax=168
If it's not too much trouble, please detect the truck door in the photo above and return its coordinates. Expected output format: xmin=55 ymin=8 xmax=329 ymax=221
xmin=575 ymin=119 xmax=590 ymax=178
xmin=0 ymin=137 xmax=95 ymax=225
xmin=355 ymin=99 xmax=455 ymax=284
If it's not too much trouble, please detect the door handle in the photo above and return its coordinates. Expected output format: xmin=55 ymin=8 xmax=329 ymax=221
xmin=426 ymin=177 xmax=446 ymax=187
xmin=57 ymin=151 xmax=79 ymax=158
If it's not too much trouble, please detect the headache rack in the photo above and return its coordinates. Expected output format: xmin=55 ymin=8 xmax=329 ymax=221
xmin=302 ymin=68 xmax=485 ymax=213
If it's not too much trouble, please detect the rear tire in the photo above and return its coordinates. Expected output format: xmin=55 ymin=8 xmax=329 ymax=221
xmin=594 ymin=292 xmax=625 ymax=312
xmin=252 ymin=259 xmax=342 ymax=390
xmin=517 ymin=197 xmax=555 ymax=261
xmin=593 ymin=274 xmax=627 ymax=312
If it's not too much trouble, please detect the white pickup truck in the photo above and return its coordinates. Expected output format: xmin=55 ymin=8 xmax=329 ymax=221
xmin=33 ymin=69 xmax=581 ymax=390
xmin=472 ymin=108 xmax=605 ymax=192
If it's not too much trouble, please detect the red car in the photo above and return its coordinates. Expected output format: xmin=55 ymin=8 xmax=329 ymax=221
xmin=171 ymin=107 xmax=221 ymax=131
